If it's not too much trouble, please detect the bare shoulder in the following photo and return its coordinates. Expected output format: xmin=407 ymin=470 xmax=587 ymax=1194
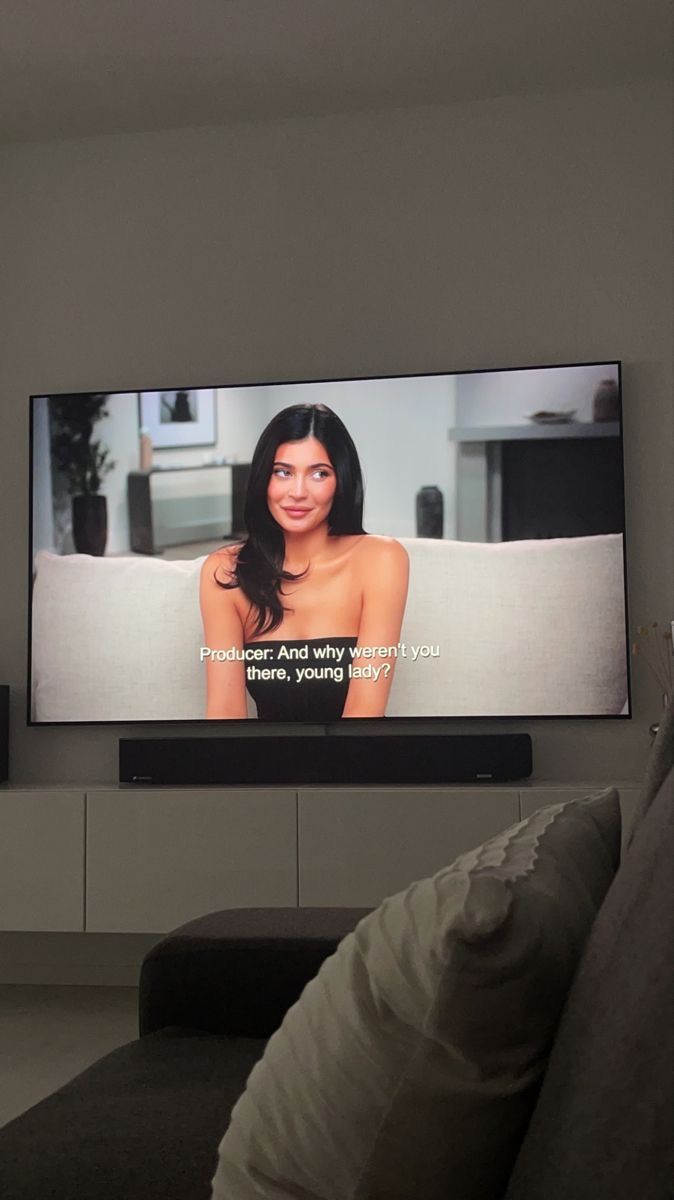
xmin=201 ymin=543 xmax=241 ymax=586
xmin=197 ymin=544 xmax=242 ymax=595
xmin=199 ymin=544 xmax=249 ymax=638
xmin=356 ymin=535 xmax=409 ymax=568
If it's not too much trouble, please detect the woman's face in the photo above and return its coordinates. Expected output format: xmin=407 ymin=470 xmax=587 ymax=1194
xmin=267 ymin=436 xmax=337 ymax=534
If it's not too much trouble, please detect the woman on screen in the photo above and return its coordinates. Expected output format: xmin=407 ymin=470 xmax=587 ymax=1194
xmin=200 ymin=403 xmax=409 ymax=720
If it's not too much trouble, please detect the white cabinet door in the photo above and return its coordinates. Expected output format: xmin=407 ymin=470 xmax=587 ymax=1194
xmin=0 ymin=790 xmax=85 ymax=931
xmin=86 ymin=788 xmax=297 ymax=932
xmin=299 ymin=787 xmax=519 ymax=906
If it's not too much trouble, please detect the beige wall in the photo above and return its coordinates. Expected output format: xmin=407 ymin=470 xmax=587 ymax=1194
xmin=1 ymin=80 xmax=672 ymax=784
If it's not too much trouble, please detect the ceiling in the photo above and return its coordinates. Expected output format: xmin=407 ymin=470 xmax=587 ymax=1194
xmin=0 ymin=0 xmax=672 ymax=145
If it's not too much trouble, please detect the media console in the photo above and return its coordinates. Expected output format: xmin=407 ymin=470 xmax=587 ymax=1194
xmin=119 ymin=733 xmax=533 ymax=786
xmin=0 ymin=781 xmax=641 ymax=953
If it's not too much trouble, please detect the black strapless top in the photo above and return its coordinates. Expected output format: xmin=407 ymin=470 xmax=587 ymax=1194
xmin=244 ymin=637 xmax=357 ymax=721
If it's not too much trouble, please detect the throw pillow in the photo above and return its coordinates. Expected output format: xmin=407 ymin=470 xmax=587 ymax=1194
xmin=211 ymin=789 xmax=621 ymax=1200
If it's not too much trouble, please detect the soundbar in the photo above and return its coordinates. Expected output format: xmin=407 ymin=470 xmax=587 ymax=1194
xmin=119 ymin=733 xmax=532 ymax=786
xmin=0 ymin=685 xmax=8 ymax=783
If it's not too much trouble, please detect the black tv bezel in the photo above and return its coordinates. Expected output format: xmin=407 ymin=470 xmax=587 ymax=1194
xmin=27 ymin=358 xmax=631 ymax=727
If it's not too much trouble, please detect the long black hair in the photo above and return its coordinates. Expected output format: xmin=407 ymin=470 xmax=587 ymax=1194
xmin=216 ymin=403 xmax=365 ymax=635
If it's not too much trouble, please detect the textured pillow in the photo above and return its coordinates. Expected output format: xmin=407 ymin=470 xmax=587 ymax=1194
xmin=211 ymin=789 xmax=621 ymax=1200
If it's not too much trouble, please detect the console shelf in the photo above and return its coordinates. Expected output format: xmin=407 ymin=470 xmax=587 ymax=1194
xmin=127 ymin=461 xmax=251 ymax=554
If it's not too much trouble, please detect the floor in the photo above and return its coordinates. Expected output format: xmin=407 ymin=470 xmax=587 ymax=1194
xmin=157 ymin=538 xmax=226 ymax=559
xmin=0 ymin=985 xmax=139 ymax=1129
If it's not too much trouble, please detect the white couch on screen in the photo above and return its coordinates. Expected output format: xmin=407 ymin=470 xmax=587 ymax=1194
xmin=31 ymin=534 xmax=628 ymax=722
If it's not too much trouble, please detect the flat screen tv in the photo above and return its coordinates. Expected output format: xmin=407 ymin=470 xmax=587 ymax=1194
xmin=28 ymin=360 xmax=630 ymax=724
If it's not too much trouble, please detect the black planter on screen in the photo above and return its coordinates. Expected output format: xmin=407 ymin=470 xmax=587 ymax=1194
xmin=72 ymin=494 xmax=108 ymax=556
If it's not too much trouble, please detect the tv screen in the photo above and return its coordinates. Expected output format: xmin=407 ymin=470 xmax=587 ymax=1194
xmin=29 ymin=361 xmax=629 ymax=724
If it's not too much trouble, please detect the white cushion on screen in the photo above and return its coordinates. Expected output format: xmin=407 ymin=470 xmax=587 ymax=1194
xmin=31 ymin=551 xmax=208 ymax=722
xmin=31 ymin=533 xmax=627 ymax=721
xmin=389 ymin=533 xmax=627 ymax=716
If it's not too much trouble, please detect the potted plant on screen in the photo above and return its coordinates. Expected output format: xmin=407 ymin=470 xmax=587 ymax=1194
xmin=50 ymin=393 xmax=115 ymax=556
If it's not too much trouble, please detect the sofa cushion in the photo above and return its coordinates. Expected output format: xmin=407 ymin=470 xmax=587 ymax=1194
xmin=387 ymin=533 xmax=627 ymax=717
xmin=140 ymin=906 xmax=372 ymax=1037
xmin=31 ymin=534 xmax=627 ymax=721
xmin=212 ymin=789 xmax=621 ymax=1200
xmin=0 ymin=1030 xmax=267 ymax=1200
xmin=504 ymin=769 xmax=674 ymax=1200
xmin=31 ymin=550 xmax=208 ymax=722
xmin=629 ymin=693 xmax=674 ymax=838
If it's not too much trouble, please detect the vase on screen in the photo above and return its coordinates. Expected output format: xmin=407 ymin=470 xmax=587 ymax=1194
xmin=72 ymin=494 xmax=108 ymax=556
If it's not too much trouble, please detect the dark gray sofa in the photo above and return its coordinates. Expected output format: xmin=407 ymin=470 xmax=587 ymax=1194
xmin=0 ymin=908 xmax=370 ymax=1200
